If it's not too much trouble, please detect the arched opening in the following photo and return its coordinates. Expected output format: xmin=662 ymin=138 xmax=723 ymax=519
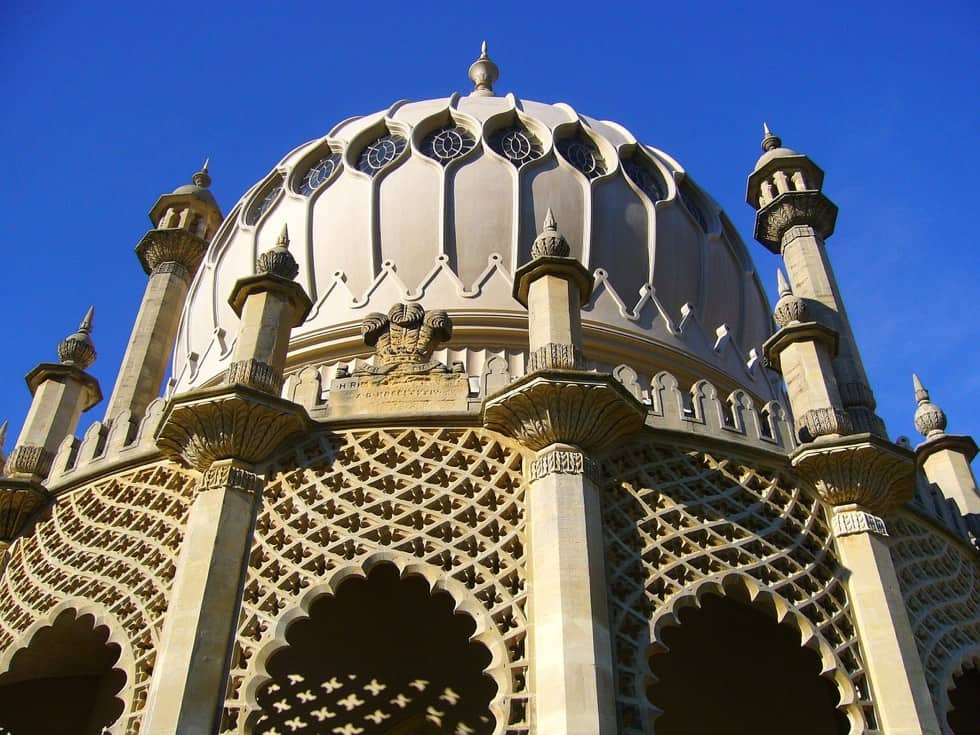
xmin=252 ymin=564 xmax=496 ymax=734
xmin=948 ymin=664 xmax=980 ymax=735
xmin=647 ymin=594 xmax=848 ymax=735
xmin=0 ymin=608 xmax=126 ymax=734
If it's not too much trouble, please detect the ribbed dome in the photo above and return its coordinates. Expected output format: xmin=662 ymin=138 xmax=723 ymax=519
xmin=171 ymin=92 xmax=777 ymax=400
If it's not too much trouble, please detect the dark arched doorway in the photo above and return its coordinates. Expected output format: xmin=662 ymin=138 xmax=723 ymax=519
xmin=253 ymin=564 xmax=496 ymax=734
xmin=948 ymin=664 xmax=980 ymax=735
xmin=0 ymin=608 xmax=126 ymax=734
xmin=647 ymin=594 xmax=848 ymax=735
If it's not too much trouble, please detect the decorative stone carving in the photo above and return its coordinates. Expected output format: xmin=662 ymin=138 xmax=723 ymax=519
xmin=831 ymin=505 xmax=888 ymax=537
xmin=358 ymin=303 xmax=453 ymax=375
xmin=225 ymin=358 xmax=282 ymax=396
xmin=772 ymin=268 xmax=807 ymax=327
xmin=56 ymin=306 xmax=96 ymax=369
xmin=791 ymin=434 xmax=915 ymax=514
xmin=467 ymin=41 xmax=499 ymax=97
xmin=156 ymin=385 xmax=310 ymax=471
xmin=135 ymin=227 xmax=208 ymax=278
xmin=531 ymin=208 xmax=570 ymax=258
xmin=912 ymin=374 xmax=947 ymax=438
xmin=4 ymin=446 xmax=54 ymax=479
xmin=255 ymin=225 xmax=299 ymax=280
xmin=527 ymin=342 xmax=582 ymax=372
xmin=0 ymin=478 xmax=48 ymax=542
xmin=798 ymin=407 xmax=853 ymax=442
xmin=754 ymin=196 xmax=838 ymax=253
xmin=150 ymin=260 xmax=190 ymax=280
xmin=528 ymin=447 xmax=602 ymax=484
xmin=200 ymin=460 xmax=264 ymax=495
xmin=483 ymin=371 xmax=646 ymax=452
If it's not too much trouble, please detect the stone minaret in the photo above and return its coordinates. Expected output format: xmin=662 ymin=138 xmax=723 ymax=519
xmin=103 ymin=162 xmax=222 ymax=434
xmin=747 ymin=125 xmax=885 ymax=438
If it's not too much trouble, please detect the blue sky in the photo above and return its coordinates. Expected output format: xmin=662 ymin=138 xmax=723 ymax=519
xmin=1 ymin=2 xmax=977 ymax=453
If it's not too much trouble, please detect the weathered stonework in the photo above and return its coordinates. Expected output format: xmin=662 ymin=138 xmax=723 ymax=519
xmin=4 ymin=445 xmax=54 ymax=479
xmin=527 ymin=342 xmax=582 ymax=372
xmin=527 ymin=447 xmax=602 ymax=484
xmin=224 ymin=358 xmax=283 ymax=396
xmin=135 ymin=228 xmax=208 ymax=279
xmin=754 ymin=191 xmax=838 ymax=252
xmin=832 ymin=505 xmax=889 ymax=537
xmin=358 ymin=303 xmax=453 ymax=375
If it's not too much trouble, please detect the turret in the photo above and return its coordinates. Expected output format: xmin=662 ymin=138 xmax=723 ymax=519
xmin=748 ymin=125 xmax=885 ymax=438
xmin=102 ymin=162 xmax=222 ymax=434
xmin=912 ymin=374 xmax=979 ymax=515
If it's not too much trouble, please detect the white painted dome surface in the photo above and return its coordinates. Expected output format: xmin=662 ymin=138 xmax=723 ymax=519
xmin=172 ymin=93 xmax=775 ymax=398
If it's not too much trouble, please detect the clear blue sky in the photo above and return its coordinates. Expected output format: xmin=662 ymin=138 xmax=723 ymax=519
xmin=1 ymin=2 xmax=977 ymax=453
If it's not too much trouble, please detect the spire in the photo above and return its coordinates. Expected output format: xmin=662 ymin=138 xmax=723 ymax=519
xmin=0 ymin=419 xmax=7 ymax=450
xmin=761 ymin=122 xmax=782 ymax=152
xmin=776 ymin=267 xmax=791 ymax=298
xmin=913 ymin=373 xmax=947 ymax=438
xmin=532 ymin=208 xmax=570 ymax=258
xmin=57 ymin=306 xmax=97 ymax=369
xmin=192 ymin=158 xmax=212 ymax=189
xmin=256 ymin=224 xmax=299 ymax=279
xmin=468 ymin=40 xmax=499 ymax=97
xmin=772 ymin=268 xmax=807 ymax=327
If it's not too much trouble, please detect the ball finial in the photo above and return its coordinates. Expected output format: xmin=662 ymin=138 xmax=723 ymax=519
xmin=57 ymin=305 xmax=97 ymax=369
xmin=772 ymin=268 xmax=807 ymax=327
xmin=761 ymin=122 xmax=782 ymax=152
xmin=531 ymin=208 xmax=570 ymax=258
xmin=912 ymin=373 xmax=947 ymax=438
xmin=192 ymin=158 xmax=212 ymax=188
xmin=468 ymin=41 xmax=499 ymax=97
xmin=256 ymin=224 xmax=299 ymax=279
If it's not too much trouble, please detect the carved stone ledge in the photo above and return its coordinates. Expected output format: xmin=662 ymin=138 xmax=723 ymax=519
xmin=4 ymin=445 xmax=54 ymax=479
xmin=156 ymin=384 xmax=311 ymax=471
xmin=527 ymin=343 xmax=583 ymax=372
xmin=512 ymin=255 xmax=594 ymax=308
xmin=528 ymin=447 xmax=602 ymax=484
xmin=483 ymin=370 xmax=646 ymax=453
xmin=225 ymin=359 xmax=283 ymax=396
xmin=200 ymin=460 xmax=264 ymax=495
xmin=25 ymin=363 xmax=102 ymax=412
xmin=135 ymin=228 xmax=208 ymax=278
xmin=791 ymin=433 xmax=914 ymax=514
xmin=762 ymin=320 xmax=838 ymax=374
xmin=798 ymin=407 xmax=853 ymax=442
xmin=754 ymin=191 xmax=838 ymax=252
xmin=151 ymin=261 xmax=190 ymax=281
xmin=915 ymin=433 xmax=979 ymax=468
xmin=228 ymin=274 xmax=313 ymax=326
xmin=0 ymin=477 xmax=49 ymax=542
xmin=831 ymin=504 xmax=888 ymax=537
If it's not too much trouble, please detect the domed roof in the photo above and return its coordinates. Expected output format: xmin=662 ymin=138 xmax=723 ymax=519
xmin=171 ymin=77 xmax=777 ymax=401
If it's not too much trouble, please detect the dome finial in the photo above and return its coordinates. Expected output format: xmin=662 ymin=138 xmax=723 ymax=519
xmin=532 ymin=208 xmax=570 ymax=259
xmin=913 ymin=373 xmax=947 ymax=438
xmin=193 ymin=158 xmax=212 ymax=189
xmin=468 ymin=40 xmax=499 ymax=97
xmin=57 ymin=306 xmax=97 ymax=369
xmin=256 ymin=225 xmax=299 ymax=280
xmin=761 ymin=122 xmax=782 ymax=152
xmin=276 ymin=223 xmax=290 ymax=249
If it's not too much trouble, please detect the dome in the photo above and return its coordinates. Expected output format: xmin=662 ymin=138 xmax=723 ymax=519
xmin=171 ymin=92 xmax=777 ymax=400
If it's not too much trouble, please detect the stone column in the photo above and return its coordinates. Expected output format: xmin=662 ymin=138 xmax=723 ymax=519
xmin=142 ymin=235 xmax=311 ymax=733
xmin=793 ymin=437 xmax=941 ymax=734
xmin=911 ymin=374 xmax=980 ymax=515
xmin=103 ymin=164 xmax=222 ymax=430
xmin=485 ymin=211 xmax=646 ymax=735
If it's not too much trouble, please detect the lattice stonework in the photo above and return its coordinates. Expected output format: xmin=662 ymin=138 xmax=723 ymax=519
xmin=890 ymin=512 xmax=980 ymax=733
xmin=0 ymin=463 xmax=196 ymax=734
xmin=602 ymin=443 xmax=872 ymax=734
xmin=222 ymin=428 xmax=528 ymax=734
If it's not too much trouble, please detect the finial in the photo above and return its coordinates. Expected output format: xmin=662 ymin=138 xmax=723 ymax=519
xmin=192 ymin=158 xmax=212 ymax=188
xmin=531 ymin=208 xmax=570 ymax=259
xmin=772 ymin=268 xmax=806 ymax=327
xmin=468 ymin=40 xmax=499 ymax=97
xmin=57 ymin=306 xmax=97 ymax=369
xmin=912 ymin=373 xmax=947 ymax=438
xmin=0 ymin=419 xmax=8 ymax=449
xmin=761 ymin=122 xmax=782 ymax=152
xmin=256 ymin=225 xmax=299 ymax=279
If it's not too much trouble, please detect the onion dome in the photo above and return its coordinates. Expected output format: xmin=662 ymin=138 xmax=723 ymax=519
xmin=171 ymin=159 xmax=218 ymax=208
xmin=57 ymin=306 xmax=96 ymax=369
xmin=913 ymin=374 xmax=947 ymax=438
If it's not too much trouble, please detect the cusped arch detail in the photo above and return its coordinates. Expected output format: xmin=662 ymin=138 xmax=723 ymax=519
xmin=240 ymin=553 xmax=513 ymax=735
xmin=939 ymin=645 xmax=980 ymax=732
xmin=644 ymin=572 xmax=864 ymax=735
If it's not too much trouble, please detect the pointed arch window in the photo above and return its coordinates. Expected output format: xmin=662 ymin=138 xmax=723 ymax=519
xmin=622 ymin=154 xmax=667 ymax=201
xmin=420 ymin=124 xmax=477 ymax=166
xmin=298 ymin=150 xmax=342 ymax=195
xmin=246 ymin=179 xmax=283 ymax=225
xmin=356 ymin=133 xmax=408 ymax=176
xmin=557 ymin=132 xmax=606 ymax=179
xmin=488 ymin=124 xmax=543 ymax=167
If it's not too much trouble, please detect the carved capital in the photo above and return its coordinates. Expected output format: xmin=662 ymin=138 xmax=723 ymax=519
xmin=528 ymin=447 xmax=602 ymax=484
xmin=791 ymin=434 xmax=914 ymax=514
xmin=754 ymin=191 xmax=838 ymax=252
xmin=831 ymin=504 xmax=888 ymax=537
xmin=199 ymin=459 xmax=264 ymax=495
xmin=483 ymin=371 xmax=646 ymax=452
xmin=527 ymin=343 xmax=582 ymax=372
xmin=5 ymin=445 xmax=54 ymax=479
xmin=225 ymin=359 xmax=283 ymax=396
xmin=135 ymin=228 xmax=207 ymax=278
xmin=156 ymin=384 xmax=310 ymax=470
xmin=0 ymin=477 xmax=49 ymax=542
xmin=798 ymin=407 xmax=853 ymax=442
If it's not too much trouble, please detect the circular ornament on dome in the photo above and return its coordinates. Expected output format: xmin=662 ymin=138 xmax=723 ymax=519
xmin=245 ymin=179 xmax=283 ymax=226
xmin=622 ymin=155 xmax=666 ymax=201
xmin=488 ymin=124 xmax=543 ymax=167
xmin=297 ymin=151 xmax=342 ymax=196
xmin=557 ymin=133 xmax=606 ymax=180
xmin=420 ymin=124 xmax=477 ymax=165
xmin=356 ymin=133 xmax=407 ymax=176
xmin=680 ymin=184 xmax=708 ymax=232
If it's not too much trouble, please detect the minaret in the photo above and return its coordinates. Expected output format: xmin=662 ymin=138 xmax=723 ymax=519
xmin=102 ymin=161 xmax=222 ymax=434
xmin=912 ymin=374 xmax=979 ymax=515
xmin=747 ymin=125 xmax=885 ymax=438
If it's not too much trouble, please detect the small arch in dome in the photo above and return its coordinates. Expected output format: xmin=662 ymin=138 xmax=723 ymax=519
xmin=354 ymin=128 xmax=409 ymax=177
xmin=420 ymin=122 xmax=478 ymax=166
xmin=678 ymin=180 xmax=710 ymax=233
xmin=621 ymin=151 xmax=668 ymax=202
xmin=244 ymin=175 xmax=284 ymax=227
xmin=555 ymin=127 xmax=607 ymax=180
xmin=293 ymin=142 xmax=344 ymax=196
xmin=486 ymin=118 xmax=545 ymax=168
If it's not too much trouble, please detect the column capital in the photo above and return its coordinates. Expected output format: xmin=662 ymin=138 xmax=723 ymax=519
xmin=754 ymin=191 xmax=838 ymax=253
xmin=0 ymin=477 xmax=49 ymax=543
xmin=528 ymin=445 xmax=603 ymax=484
xmin=791 ymin=433 xmax=914 ymax=514
xmin=830 ymin=503 xmax=889 ymax=537
xmin=135 ymin=228 xmax=208 ymax=278
xmin=483 ymin=371 xmax=645 ymax=453
xmin=156 ymin=384 xmax=310 ymax=471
